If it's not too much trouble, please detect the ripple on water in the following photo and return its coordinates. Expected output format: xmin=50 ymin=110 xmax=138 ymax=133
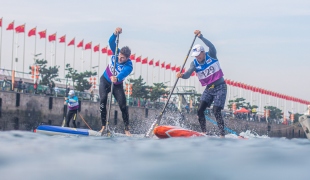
xmin=0 ymin=131 xmax=309 ymax=180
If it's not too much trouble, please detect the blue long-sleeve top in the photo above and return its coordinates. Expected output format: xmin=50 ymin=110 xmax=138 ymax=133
xmin=103 ymin=33 xmax=133 ymax=84
xmin=109 ymin=33 xmax=120 ymax=55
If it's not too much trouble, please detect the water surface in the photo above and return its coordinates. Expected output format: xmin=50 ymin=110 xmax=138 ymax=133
xmin=0 ymin=130 xmax=309 ymax=180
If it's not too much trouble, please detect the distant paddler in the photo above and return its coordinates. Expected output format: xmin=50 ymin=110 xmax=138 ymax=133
xmin=64 ymin=90 xmax=79 ymax=128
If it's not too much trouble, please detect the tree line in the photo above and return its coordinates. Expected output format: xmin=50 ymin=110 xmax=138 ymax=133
xmin=227 ymin=98 xmax=302 ymax=123
xmin=29 ymin=58 xmax=171 ymax=103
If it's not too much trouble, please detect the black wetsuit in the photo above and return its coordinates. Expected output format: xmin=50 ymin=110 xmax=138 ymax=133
xmin=99 ymin=76 xmax=129 ymax=130
xmin=66 ymin=109 xmax=77 ymax=128
xmin=99 ymin=33 xmax=132 ymax=131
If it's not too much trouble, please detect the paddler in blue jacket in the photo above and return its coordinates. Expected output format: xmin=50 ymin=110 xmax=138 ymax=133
xmin=177 ymin=30 xmax=227 ymax=138
xmin=64 ymin=90 xmax=79 ymax=128
xmin=99 ymin=27 xmax=133 ymax=136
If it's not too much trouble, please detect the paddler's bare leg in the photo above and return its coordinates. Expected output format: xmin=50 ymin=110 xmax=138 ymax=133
xmin=99 ymin=126 xmax=105 ymax=133
xmin=124 ymin=126 xmax=131 ymax=136
xmin=125 ymin=130 xmax=131 ymax=136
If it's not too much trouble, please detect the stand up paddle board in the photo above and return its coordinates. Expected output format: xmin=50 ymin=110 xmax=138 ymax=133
xmin=34 ymin=125 xmax=101 ymax=136
xmin=154 ymin=125 xmax=205 ymax=138
xmin=154 ymin=125 xmax=247 ymax=139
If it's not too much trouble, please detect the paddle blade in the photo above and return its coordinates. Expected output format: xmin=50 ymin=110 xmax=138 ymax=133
xmin=144 ymin=114 xmax=163 ymax=138
xmin=101 ymin=125 xmax=114 ymax=137
xmin=101 ymin=127 xmax=109 ymax=136
xmin=61 ymin=118 xmax=66 ymax=127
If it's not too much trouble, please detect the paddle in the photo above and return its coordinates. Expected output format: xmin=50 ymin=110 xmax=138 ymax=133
xmin=61 ymin=104 xmax=67 ymax=127
xmin=78 ymin=113 xmax=92 ymax=130
xmin=61 ymin=83 xmax=69 ymax=127
xmin=102 ymin=33 xmax=120 ymax=136
xmin=145 ymin=34 xmax=198 ymax=138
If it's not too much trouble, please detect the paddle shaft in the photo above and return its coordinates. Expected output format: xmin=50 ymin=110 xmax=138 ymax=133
xmin=104 ymin=34 xmax=120 ymax=136
xmin=79 ymin=112 xmax=92 ymax=130
xmin=62 ymin=77 xmax=69 ymax=127
xmin=61 ymin=104 xmax=67 ymax=127
xmin=145 ymin=34 xmax=198 ymax=138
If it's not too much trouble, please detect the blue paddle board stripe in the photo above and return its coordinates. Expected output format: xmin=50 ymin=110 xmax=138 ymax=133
xmin=205 ymin=115 xmax=237 ymax=135
xmin=37 ymin=125 xmax=89 ymax=136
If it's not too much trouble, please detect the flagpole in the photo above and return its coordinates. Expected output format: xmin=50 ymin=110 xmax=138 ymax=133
xmin=81 ymin=48 xmax=84 ymax=72
xmin=64 ymin=38 xmax=66 ymax=79
xmin=151 ymin=63 xmax=154 ymax=85
xmin=15 ymin=33 xmax=18 ymax=73
xmin=140 ymin=56 xmax=142 ymax=79
xmin=0 ymin=19 xmax=2 ymax=68
xmin=34 ymin=27 xmax=37 ymax=56
xmin=54 ymin=33 xmax=57 ymax=67
xmin=23 ymin=24 xmax=26 ymax=78
xmin=90 ymin=43 xmax=92 ymax=71
xmin=73 ymin=38 xmax=75 ymax=70
xmin=188 ymin=74 xmax=191 ymax=89
xmin=50 ymin=41 xmax=53 ymax=67
xmin=158 ymin=61 xmax=160 ymax=83
xmin=193 ymin=74 xmax=195 ymax=93
xmin=163 ymin=66 xmax=165 ymax=86
xmin=98 ymin=47 xmax=100 ymax=89
xmin=173 ymin=67 xmax=176 ymax=87
xmin=133 ymin=60 xmax=136 ymax=79
xmin=45 ymin=30 xmax=47 ymax=61
xmin=105 ymin=50 xmax=108 ymax=74
xmin=31 ymin=27 xmax=37 ymax=84
xmin=146 ymin=61 xmax=148 ymax=85
xmin=11 ymin=21 xmax=15 ymax=71
xmin=171 ymin=69 xmax=173 ymax=88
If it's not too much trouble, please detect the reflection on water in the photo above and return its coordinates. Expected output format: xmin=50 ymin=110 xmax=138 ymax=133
xmin=0 ymin=130 xmax=309 ymax=180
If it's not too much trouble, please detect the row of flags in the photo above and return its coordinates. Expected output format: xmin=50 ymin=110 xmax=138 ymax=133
xmin=1 ymin=18 xmax=193 ymax=75
xmin=129 ymin=54 xmax=191 ymax=75
xmin=0 ymin=18 xmax=308 ymax=105
xmin=1 ymin=19 xmax=113 ymax=54
xmin=225 ymin=79 xmax=310 ymax=105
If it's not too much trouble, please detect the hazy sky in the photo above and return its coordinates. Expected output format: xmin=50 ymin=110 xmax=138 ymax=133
xmin=0 ymin=0 xmax=309 ymax=101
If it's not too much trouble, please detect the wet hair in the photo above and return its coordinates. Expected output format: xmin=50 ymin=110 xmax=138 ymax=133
xmin=120 ymin=46 xmax=131 ymax=58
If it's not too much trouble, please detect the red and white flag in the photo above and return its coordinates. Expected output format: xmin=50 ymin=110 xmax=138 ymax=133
xmin=136 ymin=56 xmax=141 ymax=63
xmin=28 ymin=27 xmax=36 ymax=37
xmin=141 ymin=57 xmax=148 ymax=64
xmin=94 ymin=44 xmax=100 ymax=52
xmin=85 ymin=42 xmax=92 ymax=50
xmin=165 ymin=63 xmax=171 ymax=70
xmin=149 ymin=59 xmax=154 ymax=65
xmin=101 ymin=46 xmax=107 ymax=53
xmin=161 ymin=62 xmax=165 ymax=68
xmin=48 ymin=33 xmax=56 ymax=42
xmin=155 ymin=60 xmax=160 ymax=66
xmin=77 ymin=40 xmax=83 ymax=48
xmin=68 ymin=38 xmax=75 ymax=46
xmin=130 ymin=53 xmax=135 ymax=60
xmin=6 ymin=21 xmax=14 ymax=30
xmin=15 ymin=24 xmax=25 ymax=33
xmin=59 ymin=35 xmax=66 ymax=43
xmin=38 ymin=30 xmax=46 ymax=38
